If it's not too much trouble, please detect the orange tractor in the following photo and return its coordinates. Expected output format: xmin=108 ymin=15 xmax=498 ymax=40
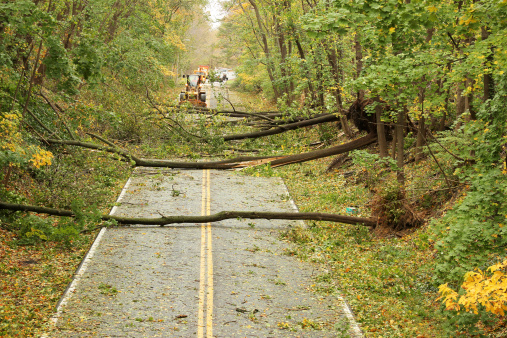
xmin=194 ymin=65 xmax=209 ymax=78
xmin=179 ymin=66 xmax=209 ymax=107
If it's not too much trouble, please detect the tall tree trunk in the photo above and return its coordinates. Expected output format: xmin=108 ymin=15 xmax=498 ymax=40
xmin=396 ymin=107 xmax=406 ymax=184
xmin=454 ymin=81 xmax=466 ymax=130
xmin=375 ymin=102 xmax=388 ymax=157
xmin=294 ymin=36 xmax=316 ymax=103
xmin=22 ymin=40 xmax=43 ymax=118
xmin=438 ymin=78 xmax=449 ymax=131
xmin=465 ymin=77 xmax=475 ymax=120
xmin=354 ymin=32 xmax=364 ymax=101
xmin=274 ymin=16 xmax=289 ymax=100
xmin=391 ymin=123 xmax=397 ymax=161
xmin=415 ymin=116 xmax=425 ymax=162
xmin=415 ymin=91 xmax=425 ymax=162
xmin=248 ymin=0 xmax=280 ymax=99
xmin=481 ymin=26 xmax=494 ymax=101
xmin=324 ymin=41 xmax=352 ymax=137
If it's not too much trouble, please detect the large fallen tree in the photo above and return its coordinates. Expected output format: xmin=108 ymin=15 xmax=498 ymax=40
xmin=46 ymin=131 xmax=376 ymax=169
xmin=222 ymin=113 xmax=340 ymax=141
xmin=173 ymin=106 xmax=282 ymax=118
xmin=0 ymin=202 xmax=377 ymax=227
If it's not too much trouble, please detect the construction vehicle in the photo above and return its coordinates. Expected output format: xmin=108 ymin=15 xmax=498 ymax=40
xmin=179 ymin=67 xmax=207 ymax=107
xmin=194 ymin=65 xmax=210 ymax=79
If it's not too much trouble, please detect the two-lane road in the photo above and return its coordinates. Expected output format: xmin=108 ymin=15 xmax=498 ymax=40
xmin=47 ymin=168 xmax=362 ymax=337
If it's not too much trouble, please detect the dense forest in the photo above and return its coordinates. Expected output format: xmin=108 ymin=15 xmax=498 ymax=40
xmin=1 ymin=0 xmax=506 ymax=336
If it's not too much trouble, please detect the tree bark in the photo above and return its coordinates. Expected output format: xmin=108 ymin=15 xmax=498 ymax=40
xmin=293 ymin=35 xmax=316 ymax=102
xmin=222 ymin=113 xmax=339 ymax=141
xmin=396 ymin=108 xmax=406 ymax=184
xmin=481 ymin=26 xmax=494 ymax=101
xmin=354 ymin=32 xmax=365 ymax=101
xmin=46 ymin=132 xmax=377 ymax=169
xmin=0 ymin=202 xmax=377 ymax=227
xmin=248 ymin=0 xmax=280 ymax=99
xmin=269 ymin=132 xmax=376 ymax=167
xmin=175 ymin=106 xmax=281 ymax=118
xmin=415 ymin=91 xmax=425 ymax=162
xmin=274 ymin=7 xmax=290 ymax=99
xmin=324 ymin=42 xmax=353 ymax=138
xmin=375 ymin=103 xmax=388 ymax=157
xmin=22 ymin=40 xmax=43 ymax=118
xmin=391 ymin=125 xmax=397 ymax=160
xmin=465 ymin=77 xmax=475 ymax=120
xmin=415 ymin=115 xmax=425 ymax=162
xmin=454 ymin=81 xmax=466 ymax=130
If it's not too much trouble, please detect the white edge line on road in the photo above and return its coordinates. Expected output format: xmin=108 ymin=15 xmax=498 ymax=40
xmin=278 ymin=177 xmax=304 ymax=227
xmin=278 ymin=177 xmax=364 ymax=337
xmin=41 ymin=176 xmax=133 ymax=336
xmin=335 ymin=292 xmax=364 ymax=337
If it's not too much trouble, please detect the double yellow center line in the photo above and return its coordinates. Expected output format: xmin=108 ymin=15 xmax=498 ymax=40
xmin=198 ymin=169 xmax=213 ymax=337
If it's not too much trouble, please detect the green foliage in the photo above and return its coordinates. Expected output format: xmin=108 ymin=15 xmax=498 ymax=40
xmin=43 ymin=36 xmax=81 ymax=94
xmin=349 ymin=150 xmax=398 ymax=187
xmin=72 ymin=34 xmax=104 ymax=82
xmin=300 ymin=0 xmax=507 ymax=128
xmin=440 ymin=309 xmax=495 ymax=337
xmin=432 ymin=76 xmax=507 ymax=284
xmin=11 ymin=200 xmax=100 ymax=247
xmin=374 ymin=181 xmax=407 ymax=226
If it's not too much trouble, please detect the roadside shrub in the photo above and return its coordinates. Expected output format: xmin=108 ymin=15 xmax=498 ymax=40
xmin=371 ymin=179 xmax=422 ymax=231
xmin=430 ymin=73 xmax=507 ymax=335
xmin=349 ymin=150 xmax=398 ymax=188
xmin=13 ymin=200 xmax=101 ymax=246
xmin=438 ymin=258 xmax=507 ymax=316
xmin=437 ymin=258 xmax=507 ymax=336
xmin=431 ymin=76 xmax=507 ymax=285
xmin=15 ymin=214 xmax=54 ymax=245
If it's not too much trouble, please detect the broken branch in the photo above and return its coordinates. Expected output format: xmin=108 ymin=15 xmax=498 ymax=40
xmin=222 ymin=113 xmax=339 ymax=141
xmin=0 ymin=201 xmax=377 ymax=227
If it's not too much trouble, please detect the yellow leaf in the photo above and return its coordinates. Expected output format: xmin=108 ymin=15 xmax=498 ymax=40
xmin=427 ymin=5 xmax=438 ymax=12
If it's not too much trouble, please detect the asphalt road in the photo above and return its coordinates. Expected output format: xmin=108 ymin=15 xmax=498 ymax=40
xmin=204 ymin=83 xmax=230 ymax=110
xmin=47 ymin=168 xmax=362 ymax=337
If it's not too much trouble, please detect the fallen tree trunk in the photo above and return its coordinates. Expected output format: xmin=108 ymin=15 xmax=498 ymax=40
xmin=46 ymin=138 xmax=278 ymax=169
xmin=250 ymin=113 xmax=333 ymax=127
xmin=0 ymin=202 xmax=377 ymax=227
xmin=268 ymin=132 xmax=377 ymax=167
xmin=222 ymin=113 xmax=339 ymax=141
xmin=46 ymin=132 xmax=376 ymax=169
xmin=174 ymin=106 xmax=282 ymax=118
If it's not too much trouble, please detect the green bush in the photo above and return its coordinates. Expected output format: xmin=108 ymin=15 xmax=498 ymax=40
xmin=431 ymin=75 xmax=507 ymax=285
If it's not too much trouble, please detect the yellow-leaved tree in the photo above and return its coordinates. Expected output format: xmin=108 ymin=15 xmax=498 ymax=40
xmin=438 ymin=258 xmax=507 ymax=316
xmin=0 ymin=112 xmax=54 ymax=183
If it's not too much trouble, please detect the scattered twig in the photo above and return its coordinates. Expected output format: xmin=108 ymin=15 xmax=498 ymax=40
xmin=420 ymin=128 xmax=452 ymax=190
xmin=86 ymin=132 xmax=119 ymax=148
xmin=426 ymin=131 xmax=465 ymax=161
xmin=145 ymin=89 xmax=202 ymax=140
xmin=22 ymin=121 xmax=51 ymax=146
xmin=39 ymin=90 xmax=77 ymax=140
xmin=10 ymin=96 xmax=60 ymax=139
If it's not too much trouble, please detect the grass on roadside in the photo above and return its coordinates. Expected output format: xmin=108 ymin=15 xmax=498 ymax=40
xmin=277 ymin=157 xmax=449 ymax=337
